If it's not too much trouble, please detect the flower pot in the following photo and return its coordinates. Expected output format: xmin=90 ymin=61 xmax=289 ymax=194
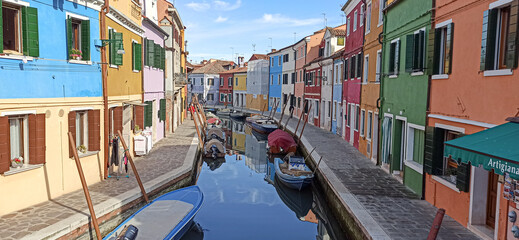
xmin=11 ymin=161 xmax=23 ymax=169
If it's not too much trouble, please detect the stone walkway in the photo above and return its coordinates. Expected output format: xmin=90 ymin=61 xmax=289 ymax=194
xmin=0 ymin=121 xmax=197 ymax=240
xmin=272 ymin=112 xmax=481 ymax=240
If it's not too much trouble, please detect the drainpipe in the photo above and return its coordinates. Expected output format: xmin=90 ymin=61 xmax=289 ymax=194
xmin=101 ymin=0 xmax=110 ymax=179
xmin=164 ymin=33 xmax=170 ymax=134
xmin=377 ymin=4 xmax=388 ymax=168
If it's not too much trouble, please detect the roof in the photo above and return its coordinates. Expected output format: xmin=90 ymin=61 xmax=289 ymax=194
xmin=249 ymin=54 xmax=269 ymax=61
xmin=327 ymin=25 xmax=346 ymax=37
xmin=330 ymin=48 xmax=345 ymax=59
xmin=142 ymin=17 xmax=169 ymax=37
xmin=219 ymin=66 xmax=248 ymax=74
xmin=191 ymin=61 xmax=227 ymax=74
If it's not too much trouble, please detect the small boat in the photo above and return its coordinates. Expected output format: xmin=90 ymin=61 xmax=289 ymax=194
xmin=103 ymin=185 xmax=204 ymax=240
xmin=230 ymin=111 xmax=247 ymax=121
xmin=206 ymin=112 xmax=218 ymax=119
xmin=206 ymin=127 xmax=225 ymax=143
xmin=204 ymin=139 xmax=226 ymax=159
xmin=268 ymin=129 xmax=297 ymax=154
xmin=216 ymin=108 xmax=231 ymax=116
xmin=273 ymin=176 xmax=313 ymax=220
xmin=207 ymin=117 xmax=221 ymax=125
xmin=246 ymin=118 xmax=278 ymax=134
xmin=204 ymin=157 xmax=226 ymax=171
xmin=274 ymin=157 xmax=314 ymax=191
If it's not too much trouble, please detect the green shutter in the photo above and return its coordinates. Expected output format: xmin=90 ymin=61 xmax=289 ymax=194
xmin=113 ymin=32 xmax=123 ymax=65
xmin=419 ymin=30 xmax=425 ymax=71
xmin=423 ymin=126 xmax=445 ymax=175
xmin=0 ymin=0 xmax=3 ymax=53
xmin=132 ymin=42 xmax=135 ymax=70
xmin=154 ymin=44 xmax=161 ymax=68
xmin=427 ymin=27 xmax=437 ymax=75
xmin=109 ymin=29 xmax=114 ymax=65
xmin=445 ymin=23 xmax=454 ymax=74
xmin=144 ymin=101 xmax=153 ymax=127
xmin=147 ymin=39 xmax=155 ymax=67
xmin=456 ymin=162 xmax=471 ymax=192
xmin=389 ymin=43 xmax=395 ymax=75
xmin=480 ymin=9 xmax=498 ymax=71
xmin=133 ymin=43 xmax=142 ymax=71
xmin=506 ymin=1 xmax=519 ymax=69
xmin=395 ymin=40 xmax=400 ymax=74
xmin=81 ymin=20 xmax=90 ymax=61
xmin=66 ymin=17 xmax=72 ymax=59
xmin=159 ymin=99 xmax=166 ymax=121
xmin=22 ymin=7 xmax=39 ymax=57
xmin=161 ymin=47 xmax=165 ymax=70
xmin=433 ymin=28 xmax=441 ymax=75
xmin=143 ymin=38 xmax=147 ymax=66
xmin=405 ymin=34 xmax=414 ymax=73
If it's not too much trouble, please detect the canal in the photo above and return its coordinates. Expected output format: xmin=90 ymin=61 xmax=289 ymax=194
xmin=182 ymin=116 xmax=348 ymax=240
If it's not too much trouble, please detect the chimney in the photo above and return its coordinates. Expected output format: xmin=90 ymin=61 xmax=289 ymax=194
xmin=271 ymin=49 xmax=277 ymax=53
xmin=238 ymin=57 xmax=245 ymax=67
xmin=202 ymin=60 xmax=208 ymax=64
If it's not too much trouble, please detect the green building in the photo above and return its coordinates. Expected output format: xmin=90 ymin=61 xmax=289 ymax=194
xmin=379 ymin=0 xmax=432 ymax=195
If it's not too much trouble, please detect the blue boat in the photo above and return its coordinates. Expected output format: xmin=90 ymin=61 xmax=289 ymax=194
xmin=103 ymin=186 xmax=204 ymax=240
xmin=246 ymin=118 xmax=278 ymax=134
xmin=274 ymin=158 xmax=314 ymax=191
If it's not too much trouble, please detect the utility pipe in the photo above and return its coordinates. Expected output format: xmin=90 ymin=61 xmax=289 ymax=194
xmin=101 ymin=0 xmax=110 ymax=179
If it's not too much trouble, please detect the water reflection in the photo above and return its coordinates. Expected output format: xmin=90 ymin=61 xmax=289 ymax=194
xmin=194 ymin=115 xmax=347 ymax=240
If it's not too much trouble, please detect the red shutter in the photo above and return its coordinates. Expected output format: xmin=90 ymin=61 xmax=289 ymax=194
xmin=113 ymin=107 xmax=123 ymax=136
xmin=88 ymin=110 xmax=101 ymax=151
xmin=29 ymin=114 xmax=37 ymax=163
xmin=33 ymin=114 xmax=46 ymax=164
xmin=68 ymin=111 xmax=76 ymax=158
xmin=0 ymin=117 xmax=10 ymax=174
xmin=135 ymin=105 xmax=144 ymax=130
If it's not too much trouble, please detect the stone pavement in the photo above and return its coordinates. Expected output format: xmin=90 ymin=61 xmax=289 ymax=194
xmin=0 ymin=121 xmax=198 ymax=240
xmin=271 ymin=112 xmax=481 ymax=240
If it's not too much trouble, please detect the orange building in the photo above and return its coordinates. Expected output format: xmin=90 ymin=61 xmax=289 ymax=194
xmin=425 ymin=0 xmax=519 ymax=239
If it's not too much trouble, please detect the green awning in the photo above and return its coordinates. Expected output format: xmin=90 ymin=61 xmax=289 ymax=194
xmin=444 ymin=122 xmax=519 ymax=179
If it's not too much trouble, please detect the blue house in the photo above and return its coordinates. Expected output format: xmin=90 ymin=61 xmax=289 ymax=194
xmin=268 ymin=51 xmax=283 ymax=112
xmin=0 ymin=0 xmax=105 ymax=215
xmin=332 ymin=53 xmax=344 ymax=135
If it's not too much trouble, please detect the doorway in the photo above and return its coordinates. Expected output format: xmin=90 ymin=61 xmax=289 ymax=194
xmin=372 ymin=113 xmax=379 ymax=163
xmin=486 ymin=171 xmax=498 ymax=228
xmin=349 ymin=104 xmax=355 ymax=145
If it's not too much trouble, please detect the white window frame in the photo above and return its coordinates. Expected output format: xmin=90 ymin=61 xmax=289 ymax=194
xmin=354 ymin=10 xmax=358 ymax=31
xmin=367 ymin=111 xmax=373 ymax=140
xmin=376 ymin=49 xmax=382 ymax=82
xmin=8 ymin=115 xmax=29 ymax=165
xmin=389 ymin=38 xmax=400 ymax=78
xmin=360 ymin=109 xmax=366 ymax=137
xmin=347 ymin=17 xmax=351 ymax=36
xmin=404 ymin=124 xmax=426 ymax=174
xmin=360 ymin=4 xmax=365 ymax=27
xmin=355 ymin=104 xmax=360 ymax=132
xmin=75 ymin=111 xmax=89 ymax=151
xmin=378 ymin=0 xmax=384 ymax=26
xmin=366 ymin=2 xmax=372 ymax=34
xmin=108 ymin=27 xmax=118 ymax=69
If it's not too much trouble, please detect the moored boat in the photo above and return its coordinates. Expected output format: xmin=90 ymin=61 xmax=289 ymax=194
xmin=216 ymin=108 xmax=231 ymax=116
xmin=268 ymin=129 xmax=297 ymax=154
xmin=274 ymin=157 xmax=314 ymax=191
xmin=204 ymin=139 xmax=226 ymax=159
xmin=246 ymin=117 xmax=278 ymax=134
xmin=230 ymin=111 xmax=247 ymax=121
xmin=103 ymin=185 xmax=204 ymax=240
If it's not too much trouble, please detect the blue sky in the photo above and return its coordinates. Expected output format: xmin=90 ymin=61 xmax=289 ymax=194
xmin=175 ymin=0 xmax=346 ymax=64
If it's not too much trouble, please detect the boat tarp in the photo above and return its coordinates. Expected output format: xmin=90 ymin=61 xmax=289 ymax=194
xmin=207 ymin=118 xmax=221 ymax=124
xmin=268 ymin=129 xmax=297 ymax=151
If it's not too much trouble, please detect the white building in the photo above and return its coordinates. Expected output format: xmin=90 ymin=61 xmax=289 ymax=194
xmin=279 ymin=45 xmax=296 ymax=116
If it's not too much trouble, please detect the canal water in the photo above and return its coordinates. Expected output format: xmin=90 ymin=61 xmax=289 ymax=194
xmin=182 ymin=116 xmax=347 ymax=240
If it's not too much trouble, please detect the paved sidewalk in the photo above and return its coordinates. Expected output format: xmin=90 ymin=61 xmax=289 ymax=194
xmin=0 ymin=121 xmax=198 ymax=240
xmin=273 ymin=113 xmax=480 ymax=240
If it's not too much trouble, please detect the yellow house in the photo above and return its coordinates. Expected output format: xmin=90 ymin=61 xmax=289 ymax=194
xmin=232 ymin=121 xmax=246 ymax=152
xmin=233 ymin=67 xmax=248 ymax=108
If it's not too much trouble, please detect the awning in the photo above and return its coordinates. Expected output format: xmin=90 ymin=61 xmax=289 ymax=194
xmin=124 ymin=101 xmax=147 ymax=107
xmin=444 ymin=122 xmax=519 ymax=178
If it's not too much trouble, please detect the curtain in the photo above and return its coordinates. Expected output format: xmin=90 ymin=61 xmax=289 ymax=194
xmin=381 ymin=117 xmax=392 ymax=164
xmin=9 ymin=119 xmax=21 ymax=160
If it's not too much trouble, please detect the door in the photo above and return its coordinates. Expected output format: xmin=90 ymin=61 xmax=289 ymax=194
xmin=349 ymin=104 xmax=355 ymax=145
xmin=486 ymin=172 xmax=499 ymax=228
xmin=372 ymin=113 xmax=379 ymax=162
xmin=342 ymin=101 xmax=347 ymax=138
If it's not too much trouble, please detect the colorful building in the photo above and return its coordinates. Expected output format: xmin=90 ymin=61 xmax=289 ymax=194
xmin=294 ymin=37 xmax=310 ymax=117
xmin=0 ymin=0 xmax=104 ymax=215
xmin=304 ymin=58 xmax=323 ymax=127
xmin=359 ymin=0 xmax=383 ymax=163
xmin=188 ymin=62 xmax=225 ymax=105
xmin=246 ymin=59 xmax=269 ymax=111
xmin=268 ymin=51 xmax=283 ymax=112
xmin=342 ymin=0 xmax=364 ymax=149
xmin=424 ymin=0 xmax=519 ymax=238
xmin=332 ymin=49 xmax=344 ymax=135
xmin=279 ymin=45 xmax=296 ymax=115
xmin=380 ymin=0 xmax=431 ymax=195
xmin=233 ymin=67 xmax=248 ymax=108
xmin=218 ymin=69 xmax=234 ymax=106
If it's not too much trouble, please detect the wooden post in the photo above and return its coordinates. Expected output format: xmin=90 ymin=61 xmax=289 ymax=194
xmin=195 ymin=108 xmax=205 ymax=139
xmin=427 ymin=208 xmax=446 ymax=240
xmin=269 ymin=99 xmax=280 ymax=120
xmin=284 ymin=116 xmax=290 ymax=129
xmin=303 ymin=146 xmax=317 ymax=163
xmin=312 ymin=156 xmax=324 ymax=175
xmin=68 ymin=132 xmax=102 ymax=240
xmin=278 ymin=97 xmax=289 ymax=127
xmin=298 ymin=103 xmax=312 ymax=142
xmin=117 ymin=130 xmax=150 ymax=204
xmin=190 ymin=108 xmax=204 ymax=148
xmin=295 ymin=101 xmax=307 ymax=134
xmin=261 ymin=102 xmax=267 ymax=116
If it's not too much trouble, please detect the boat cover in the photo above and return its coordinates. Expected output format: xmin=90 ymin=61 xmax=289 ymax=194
xmin=207 ymin=118 xmax=221 ymax=124
xmin=204 ymin=139 xmax=225 ymax=153
xmin=207 ymin=128 xmax=224 ymax=140
xmin=268 ymin=129 xmax=297 ymax=152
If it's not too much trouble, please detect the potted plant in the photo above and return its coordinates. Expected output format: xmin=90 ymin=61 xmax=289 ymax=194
xmin=11 ymin=157 xmax=23 ymax=168
xmin=69 ymin=48 xmax=83 ymax=60
xmin=77 ymin=145 xmax=87 ymax=154
xmin=446 ymin=167 xmax=457 ymax=183
xmin=134 ymin=124 xmax=141 ymax=134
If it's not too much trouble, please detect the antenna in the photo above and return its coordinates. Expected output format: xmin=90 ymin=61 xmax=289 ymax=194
xmin=268 ymin=37 xmax=272 ymax=51
xmin=252 ymin=44 xmax=256 ymax=53
xmin=322 ymin=13 xmax=327 ymax=27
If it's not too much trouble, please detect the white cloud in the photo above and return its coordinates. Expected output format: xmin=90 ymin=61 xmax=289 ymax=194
xmin=186 ymin=2 xmax=211 ymax=12
xmin=213 ymin=0 xmax=242 ymax=11
xmin=215 ymin=16 xmax=228 ymax=23
xmin=258 ymin=13 xmax=322 ymax=27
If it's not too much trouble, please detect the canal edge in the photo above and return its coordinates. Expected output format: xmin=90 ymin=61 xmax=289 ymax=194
xmin=277 ymin=116 xmax=391 ymax=240
xmin=21 ymin=134 xmax=200 ymax=240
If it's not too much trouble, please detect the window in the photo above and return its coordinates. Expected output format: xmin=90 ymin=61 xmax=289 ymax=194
xmin=188 ymin=78 xmax=192 ymax=83
xmin=201 ymin=78 xmax=204 ymax=85
xmin=366 ymin=3 xmax=372 ymax=33
xmin=109 ymin=29 xmax=123 ymax=66
xmin=405 ymin=29 xmax=426 ymax=73
xmin=315 ymin=100 xmax=319 ymax=117
xmin=75 ymin=111 xmax=88 ymax=148
xmin=367 ymin=111 xmax=373 ymax=140
xmin=208 ymin=78 xmax=214 ymax=86
xmin=278 ymin=74 xmax=281 ymax=85
xmin=283 ymin=74 xmax=288 ymax=84
xmin=278 ymin=56 xmax=281 ymax=66
xmin=2 ymin=4 xmax=39 ymax=57
xmin=220 ymin=77 xmax=224 ymax=86
xmin=228 ymin=77 xmax=232 ymax=86
xmin=357 ymin=53 xmax=363 ymax=79
xmin=346 ymin=104 xmax=351 ymax=127
xmin=291 ymin=72 xmax=296 ymax=84
xmin=354 ymin=10 xmax=358 ymax=31
xmin=235 ymin=77 xmax=238 ymax=86
xmin=326 ymin=41 xmax=330 ymax=56
xmin=69 ymin=109 xmax=100 ymax=157
xmin=207 ymin=94 xmax=214 ymax=101
xmin=9 ymin=116 xmax=28 ymax=163
xmin=388 ymin=39 xmax=400 ymax=76
xmin=335 ymin=65 xmax=339 ymax=83
xmin=347 ymin=17 xmax=351 ymax=36
xmin=344 ymin=58 xmax=349 ymax=80
xmin=337 ymin=37 xmax=345 ymax=46
xmin=378 ymin=0 xmax=384 ymax=25
xmin=228 ymin=93 xmax=232 ymax=102
xmin=360 ymin=109 xmax=365 ymax=136
xmin=271 ymin=57 xmax=274 ymax=66
xmin=350 ymin=55 xmax=356 ymax=79
xmin=297 ymin=97 xmax=301 ymax=108
xmin=271 ymin=75 xmax=274 ymax=85
xmin=376 ymin=50 xmax=382 ymax=82
xmin=433 ymin=23 xmax=454 ymax=75
xmin=355 ymin=105 xmax=360 ymax=131
xmin=220 ymin=93 xmax=225 ymax=102
xmin=283 ymin=54 xmax=289 ymax=63
xmin=333 ymin=101 xmax=337 ymax=119
xmin=481 ymin=5 xmax=517 ymax=71
xmin=328 ymin=101 xmax=331 ymax=117
xmin=406 ymin=126 xmax=425 ymax=168
xmin=360 ymin=4 xmax=364 ymax=27
xmin=67 ymin=15 xmax=91 ymax=61
xmin=363 ymin=55 xmax=369 ymax=83
xmin=132 ymin=41 xmax=142 ymax=71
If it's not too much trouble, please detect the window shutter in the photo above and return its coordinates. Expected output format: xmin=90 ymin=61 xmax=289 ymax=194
xmin=144 ymin=101 xmax=153 ymax=127
xmin=147 ymin=39 xmax=155 ymax=67
xmin=154 ymin=44 xmax=161 ymax=68
xmin=481 ymin=9 xmax=498 ymax=71
xmin=506 ymin=1 xmax=519 ymax=69
xmin=114 ymin=32 xmax=123 ymax=65
xmin=143 ymin=38 xmax=147 ymax=66
xmin=456 ymin=162 xmax=471 ymax=192
xmin=135 ymin=105 xmax=144 ymax=130
xmin=0 ymin=0 xmax=3 ymax=53
xmin=0 ymin=116 xmax=10 ymax=174
xmin=68 ymin=111 xmax=76 ymax=158
xmin=22 ymin=7 xmax=39 ymax=57
xmin=424 ymin=126 xmax=445 ymax=175
xmin=67 ymin=17 xmax=72 ymax=59
xmin=344 ymin=59 xmax=348 ymax=79
xmin=81 ymin=20 xmax=90 ymax=61
xmin=160 ymin=99 xmax=166 ymax=121
xmin=419 ymin=30 xmax=425 ymax=71
xmin=357 ymin=53 xmax=363 ymax=78
xmin=405 ymin=34 xmax=414 ymax=72
xmin=432 ymin=28 xmax=441 ymax=75
xmin=136 ymin=43 xmax=142 ymax=71
xmin=28 ymin=114 xmax=46 ymax=164
xmin=389 ymin=43 xmax=395 ymax=75
xmin=132 ymin=42 xmax=136 ymax=70
xmin=350 ymin=55 xmax=356 ymax=79
xmin=162 ymin=47 xmax=166 ymax=70
xmin=445 ymin=23 xmax=454 ymax=74
xmin=88 ymin=110 xmax=100 ymax=151
xmin=109 ymin=29 xmax=114 ymax=65
xmin=395 ymin=40 xmax=400 ymax=74
xmin=113 ymin=106 xmax=123 ymax=136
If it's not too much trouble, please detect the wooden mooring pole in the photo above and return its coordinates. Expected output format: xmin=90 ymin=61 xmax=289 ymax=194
xmin=427 ymin=208 xmax=446 ymax=240
xmin=68 ymin=132 xmax=102 ymax=240
xmin=295 ymin=101 xmax=308 ymax=134
xmin=117 ymin=130 xmax=149 ymax=204
xmin=190 ymin=108 xmax=204 ymax=148
xmin=298 ymin=103 xmax=312 ymax=142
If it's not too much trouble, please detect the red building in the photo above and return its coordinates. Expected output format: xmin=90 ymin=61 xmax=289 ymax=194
xmin=219 ymin=69 xmax=234 ymax=106
xmin=304 ymin=59 xmax=323 ymax=127
xmin=342 ymin=0 xmax=365 ymax=149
